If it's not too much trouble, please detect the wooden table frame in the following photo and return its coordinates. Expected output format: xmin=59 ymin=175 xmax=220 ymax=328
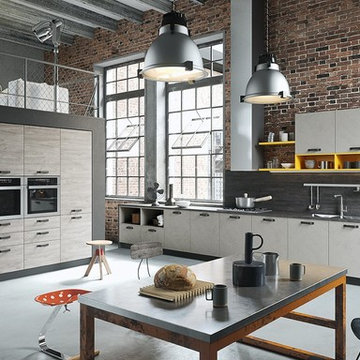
xmin=80 ymin=275 xmax=346 ymax=360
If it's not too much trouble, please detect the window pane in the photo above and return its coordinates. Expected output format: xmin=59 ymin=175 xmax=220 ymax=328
xmin=169 ymin=90 xmax=181 ymax=112
xmin=197 ymin=178 xmax=210 ymax=200
xmin=128 ymin=63 xmax=138 ymax=78
xmin=117 ymin=158 xmax=127 ymax=176
xmin=212 ymin=44 xmax=223 ymax=61
xmin=212 ymin=178 xmax=223 ymax=201
xmin=197 ymin=86 xmax=210 ymax=108
xmin=182 ymin=88 xmax=195 ymax=110
xmin=117 ymin=178 xmax=127 ymax=196
xmin=128 ymin=77 xmax=138 ymax=91
xmin=128 ymin=97 xmax=139 ymax=116
xmin=106 ymin=82 xmax=116 ymax=96
xmin=139 ymin=177 xmax=144 ymax=197
xmin=139 ymin=137 xmax=144 ymax=156
xmin=139 ymin=157 xmax=144 ymax=176
xmin=106 ymin=68 xmax=116 ymax=82
xmin=182 ymin=156 xmax=195 ymax=177
xmin=128 ymin=158 xmax=139 ymax=176
xmin=117 ymin=80 xmax=127 ymax=93
xmin=139 ymin=97 xmax=144 ymax=115
xmin=212 ymin=107 xmax=223 ymax=130
xmin=212 ymin=84 xmax=223 ymax=107
xmin=213 ymin=131 xmax=223 ymax=154
xmin=197 ymin=155 xmax=210 ymax=177
xmin=106 ymin=101 xmax=116 ymax=120
xmin=182 ymin=178 xmax=195 ymax=198
xmin=117 ymin=99 xmax=127 ymax=118
xmin=169 ymin=156 xmax=181 ymax=177
xmin=106 ymin=120 xmax=116 ymax=138
xmin=106 ymin=177 xmax=116 ymax=196
xmin=169 ymin=178 xmax=181 ymax=198
xmin=117 ymin=66 xmax=127 ymax=80
xmin=128 ymin=177 xmax=138 ymax=196
xmin=106 ymin=158 xmax=116 ymax=176
xmin=168 ymin=112 xmax=181 ymax=134
xmin=212 ymin=155 xmax=223 ymax=176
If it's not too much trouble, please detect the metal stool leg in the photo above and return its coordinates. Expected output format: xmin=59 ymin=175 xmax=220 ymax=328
xmin=356 ymin=351 xmax=360 ymax=360
xmin=137 ymin=258 xmax=143 ymax=280
xmin=38 ymin=305 xmax=70 ymax=360
xmin=146 ymin=258 xmax=151 ymax=277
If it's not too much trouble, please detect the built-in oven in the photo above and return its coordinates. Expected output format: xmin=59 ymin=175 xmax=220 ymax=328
xmin=25 ymin=177 xmax=60 ymax=217
xmin=0 ymin=177 xmax=24 ymax=220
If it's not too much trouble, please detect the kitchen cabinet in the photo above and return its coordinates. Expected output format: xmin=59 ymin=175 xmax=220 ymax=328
xmin=219 ymin=213 xmax=251 ymax=257
xmin=336 ymin=109 xmax=360 ymax=153
xmin=295 ymin=112 xmax=336 ymax=154
xmin=0 ymin=245 xmax=23 ymax=274
xmin=329 ymin=221 xmax=360 ymax=277
xmin=141 ymin=226 xmax=164 ymax=244
xmin=24 ymin=240 xmax=60 ymax=268
xmin=190 ymin=211 xmax=219 ymax=256
xmin=164 ymin=209 xmax=191 ymax=252
xmin=0 ymin=123 xmax=23 ymax=175
xmin=288 ymin=218 xmax=328 ymax=265
xmin=119 ymin=223 xmax=141 ymax=244
xmin=0 ymin=219 xmax=23 ymax=234
xmin=251 ymin=216 xmax=288 ymax=259
xmin=24 ymin=126 xmax=60 ymax=175
xmin=61 ymin=213 xmax=91 ymax=262
xmin=60 ymin=129 xmax=92 ymax=215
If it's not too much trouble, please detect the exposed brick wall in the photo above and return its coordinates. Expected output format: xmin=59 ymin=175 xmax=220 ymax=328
xmin=105 ymin=199 xmax=119 ymax=241
xmin=264 ymin=0 xmax=360 ymax=166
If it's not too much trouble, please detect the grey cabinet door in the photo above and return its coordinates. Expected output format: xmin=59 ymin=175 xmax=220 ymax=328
xmin=336 ymin=109 xmax=360 ymax=153
xmin=60 ymin=129 xmax=92 ymax=215
xmin=295 ymin=112 xmax=336 ymax=154
xmin=24 ymin=126 xmax=60 ymax=175
xmin=164 ymin=209 xmax=191 ymax=252
xmin=0 ymin=123 xmax=23 ymax=175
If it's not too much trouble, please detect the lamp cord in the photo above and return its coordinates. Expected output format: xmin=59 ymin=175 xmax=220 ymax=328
xmin=172 ymin=0 xmax=176 ymax=11
xmin=266 ymin=0 xmax=269 ymax=53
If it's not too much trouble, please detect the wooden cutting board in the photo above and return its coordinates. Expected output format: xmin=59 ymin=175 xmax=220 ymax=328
xmin=139 ymin=280 xmax=214 ymax=302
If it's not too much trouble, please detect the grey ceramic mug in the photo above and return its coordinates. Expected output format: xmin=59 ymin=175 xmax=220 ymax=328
xmin=290 ymin=263 xmax=306 ymax=281
xmin=205 ymin=284 xmax=228 ymax=307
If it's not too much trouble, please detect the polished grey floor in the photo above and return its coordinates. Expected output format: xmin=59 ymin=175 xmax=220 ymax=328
xmin=0 ymin=248 xmax=359 ymax=360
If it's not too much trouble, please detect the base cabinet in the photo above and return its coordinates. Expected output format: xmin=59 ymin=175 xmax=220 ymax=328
xmin=141 ymin=226 xmax=164 ymax=244
xmin=0 ymin=245 xmax=23 ymax=274
xmin=251 ymin=216 xmax=288 ymax=259
xmin=164 ymin=210 xmax=191 ymax=252
xmin=329 ymin=221 xmax=360 ymax=277
xmin=219 ymin=214 xmax=251 ymax=257
xmin=119 ymin=224 xmax=141 ymax=244
xmin=288 ymin=218 xmax=329 ymax=265
xmin=24 ymin=240 xmax=60 ymax=268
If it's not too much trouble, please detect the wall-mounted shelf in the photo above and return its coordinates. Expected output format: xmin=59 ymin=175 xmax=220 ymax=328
xmin=258 ymin=141 xmax=295 ymax=146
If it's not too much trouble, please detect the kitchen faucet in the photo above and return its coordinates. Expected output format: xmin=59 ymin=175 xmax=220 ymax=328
xmin=334 ymin=194 xmax=347 ymax=219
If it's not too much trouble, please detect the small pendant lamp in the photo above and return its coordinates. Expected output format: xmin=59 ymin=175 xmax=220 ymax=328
xmin=241 ymin=0 xmax=292 ymax=104
xmin=139 ymin=1 xmax=207 ymax=82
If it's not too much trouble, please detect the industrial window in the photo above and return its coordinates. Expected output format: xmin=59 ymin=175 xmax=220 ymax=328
xmin=105 ymin=59 xmax=145 ymax=198
xmin=167 ymin=41 xmax=224 ymax=202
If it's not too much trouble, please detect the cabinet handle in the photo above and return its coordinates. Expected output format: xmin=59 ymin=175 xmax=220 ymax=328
xmin=0 ymin=170 xmax=11 ymax=174
xmin=300 ymin=221 xmax=314 ymax=225
xmin=36 ymin=219 xmax=49 ymax=223
xmin=148 ymin=229 xmax=157 ymax=232
xmin=126 ymin=226 xmax=134 ymax=230
xmin=349 ymin=147 xmax=360 ymax=151
xmin=307 ymin=148 xmax=321 ymax=152
xmin=0 ymin=249 xmax=10 ymax=253
xmin=0 ymin=235 xmax=11 ymax=240
xmin=36 ymin=231 xmax=49 ymax=235
xmin=36 ymin=170 xmax=49 ymax=174
xmin=343 ymin=224 xmax=359 ymax=229
xmin=229 ymin=215 xmax=241 ymax=219
xmin=71 ymin=209 xmax=82 ymax=213
xmin=36 ymin=243 xmax=49 ymax=248
xmin=200 ymin=213 xmax=210 ymax=217
xmin=0 ymin=223 xmax=11 ymax=227
xmin=71 ymin=216 xmax=82 ymax=220
xmin=172 ymin=211 xmax=182 ymax=215
xmin=262 ymin=218 xmax=275 ymax=222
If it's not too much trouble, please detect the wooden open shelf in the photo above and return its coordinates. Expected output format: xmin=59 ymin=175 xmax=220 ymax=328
xmin=258 ymin=141 xmax=295 ymax=146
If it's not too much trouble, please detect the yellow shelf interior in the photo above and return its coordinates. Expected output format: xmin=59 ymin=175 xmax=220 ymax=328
xmin=258 ymin=141 xmax=295 ymax=146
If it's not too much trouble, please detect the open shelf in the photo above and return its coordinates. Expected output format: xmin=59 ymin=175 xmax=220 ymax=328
xmin=258 ymin=141 xmax=295 ymax=146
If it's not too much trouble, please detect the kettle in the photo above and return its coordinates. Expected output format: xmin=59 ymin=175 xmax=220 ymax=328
xmin=232 ymin=232 xmax=265 ymax=287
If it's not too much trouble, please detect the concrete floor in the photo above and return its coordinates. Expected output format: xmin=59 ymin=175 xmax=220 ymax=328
xmin=0 ymin=248 xmax=359 ymax=360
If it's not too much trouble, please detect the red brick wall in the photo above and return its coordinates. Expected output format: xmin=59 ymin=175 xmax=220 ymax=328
xmin=105 ymin=199 xmax=119 ymax=241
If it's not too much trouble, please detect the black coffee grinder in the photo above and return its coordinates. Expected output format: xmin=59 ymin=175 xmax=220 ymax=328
xmin=232 ymin=232 xmax=265 ymax=287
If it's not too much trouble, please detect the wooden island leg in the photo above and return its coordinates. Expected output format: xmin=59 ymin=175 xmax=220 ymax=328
xmin=335 ymin=279 xmax=346 ymax=360
xmin=199 ymin=343 xmax=218 ymax=360
xmin=80 ymin=304 xmax=95 ymax=360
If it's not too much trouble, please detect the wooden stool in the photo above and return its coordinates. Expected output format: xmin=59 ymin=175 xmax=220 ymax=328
xmin=84 ymin=240 xmax=112 ymax=280
xmin=130 ymin=241 xmax=163 ymax=279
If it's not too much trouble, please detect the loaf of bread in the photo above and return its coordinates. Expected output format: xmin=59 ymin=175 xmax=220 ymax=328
xmin=154 ymin=264 xmax=197 ymax=291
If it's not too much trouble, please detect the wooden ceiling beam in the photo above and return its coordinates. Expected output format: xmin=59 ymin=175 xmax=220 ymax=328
xmin=0 ymin=28 xmax=53 ymax=50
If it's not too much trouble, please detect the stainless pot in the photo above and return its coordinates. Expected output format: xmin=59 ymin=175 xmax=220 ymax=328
xmin=235 ymin=193 xmax=272 ymax=208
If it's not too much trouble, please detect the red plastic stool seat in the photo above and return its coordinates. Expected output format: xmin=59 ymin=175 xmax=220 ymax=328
xmin=35 ymin=289 xmax=90 ymax=306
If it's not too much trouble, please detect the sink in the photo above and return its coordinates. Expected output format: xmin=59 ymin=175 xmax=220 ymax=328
xmin=312 ymin=213 xmax=339 ymax=219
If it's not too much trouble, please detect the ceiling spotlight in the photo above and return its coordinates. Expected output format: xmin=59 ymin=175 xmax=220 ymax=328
xmin=32 ymin=19 xmax=62 ymax=48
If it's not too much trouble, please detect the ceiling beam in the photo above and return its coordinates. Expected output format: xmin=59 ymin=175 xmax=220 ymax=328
xmin=0 ymin=18 xmax=74 ymax=46
xmin=62 ymin=0 xmax=143 ymax=23
xmin=126 ymin=0 xmax=172 ymax=13
xmin=190 ymin=0 xmax=205 ymax=4
xmin=7 ymin=0 xmax=118 ymax=31
xmin=0 ymin=1 xmax=94 ymax=39
xmin=0 ymin=28 xmax=53 ymax=50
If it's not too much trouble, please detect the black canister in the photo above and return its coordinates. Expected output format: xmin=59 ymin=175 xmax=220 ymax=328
xmin=232 ymin=232 xmax=265 ymax=287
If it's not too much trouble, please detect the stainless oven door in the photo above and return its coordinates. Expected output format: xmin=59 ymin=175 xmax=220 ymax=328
xmin=0 ymin=178 xmax=23 ymax=220
xmin=26 ymin=185 xmax=59 ymax=216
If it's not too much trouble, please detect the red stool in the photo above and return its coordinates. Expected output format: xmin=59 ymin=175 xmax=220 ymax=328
xmin=35 ymin=289 xmax=99 ymax=360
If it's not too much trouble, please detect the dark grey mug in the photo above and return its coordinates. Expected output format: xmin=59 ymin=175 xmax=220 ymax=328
xmin=290 ymin=263 xmax=306 ymax=281
xmin=205 ymin=284 xmax=228 ymax=307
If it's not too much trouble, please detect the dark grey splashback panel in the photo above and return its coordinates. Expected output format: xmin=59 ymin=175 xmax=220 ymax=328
xmin=225 ymin=170 xmax=360 ymax=215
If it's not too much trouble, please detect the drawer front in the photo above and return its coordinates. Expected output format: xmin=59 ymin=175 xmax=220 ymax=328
xmin=141 ymin=226 xmax=164 ymax=244
xmin=0 ymin=245 xmax=23 ymax=274
xmin=24 ymin=228 xmax=60 ymax=244
xmin=0 ymin=231 xmax=23 ymax=247
xmin=25 ymin=216 xmax=60 ymax=231
xmin=0 ymin=219 xmax=23 ymax=234
xmin=119 ymin=223 xmax=141 ymax=244
xmin=24 ymin=240 xmax=60 ymax=268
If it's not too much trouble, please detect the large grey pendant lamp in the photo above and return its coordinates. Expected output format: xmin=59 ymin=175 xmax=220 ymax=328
xmin=139 ymin=0 xmax=207 ymax=82
xmin=241 ymin=0 xmax=292 ymax=104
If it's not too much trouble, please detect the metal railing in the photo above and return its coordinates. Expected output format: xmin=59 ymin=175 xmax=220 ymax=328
xmin=0 ymin=52 xmax=100 ymax=117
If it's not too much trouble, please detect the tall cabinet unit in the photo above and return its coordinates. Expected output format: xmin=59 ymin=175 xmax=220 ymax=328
xmin=60 ymin=129 xmax=92 ymax=262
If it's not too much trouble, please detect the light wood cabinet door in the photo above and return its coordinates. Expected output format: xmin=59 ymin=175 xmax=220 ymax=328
xmin=24 ymin=240 xmax=60 ymax=268
xmin=329 ymin=221 xmax=360 ymax=277
xmin=288 ymin=218 xmax=328 ymax=265
xmin=0 ymin=123 xmax=23 ymax=175
xmin=0 ymin=245 xmax=23 ymax=274
xmin=24 ymin=228 xmax=60 ymax=244
xmin=141 ymin=226 xmax=164 ymax=244
xmin=119 ymin=224 xmax=142 ymax=244
xmin=251 ymin=216 xmax=288 ymax=259
xmin=24 ymin=126 xmax=60 ymax=175
xmin=61 ymin=213 xmax=92 ymax=262
xmin=0 ymin=219 xmax=23 ymax=234
xmin=190 ymin=211 xmax=219 ymax=256
xmin=295 ymin=112 xmax=336 ymax=154
xmin=219 ymin=213 xmax=251 ymax=257
xmin=336 ymin=109 xmax=360 ymax=153
xmin=164 ymin=209 xmax=191 ymax=252
xmin=61 ymin=129 xmax=92 ymax=215
xmin=24 ymin=216 xmax=60 ymax=231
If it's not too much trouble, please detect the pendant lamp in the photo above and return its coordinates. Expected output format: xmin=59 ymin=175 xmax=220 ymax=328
xmin=139 ymin=1 xmax=207 ymax=82
xmin=241 ymin=0 xmax=292 ymax=104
